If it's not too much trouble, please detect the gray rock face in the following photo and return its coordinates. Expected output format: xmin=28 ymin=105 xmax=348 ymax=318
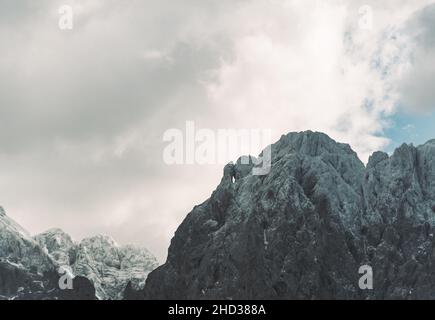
xmin=0 ymin=208 xmax=96 ymax=300
xmin=143 ymin=131 xmax=435 ymax=299
xmin=0 ymin=207 xmax=54 ymax=299
xmin=73 ymin=235 xmax=159 ymax=300
xmin=361 ymin=140 xmax=435 ymax=299
xmin=34 ymin=232 xmax=159 ymax=300
xmin=0 ymin=208 xmax=157 ymax=300
xmin=34 ymin=228 xmax=76 ymax=267
xmin=0 ymin=207 xmax=55 ymax=275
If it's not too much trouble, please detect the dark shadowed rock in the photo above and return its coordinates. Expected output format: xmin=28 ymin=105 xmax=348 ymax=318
xmin=56 ymin=276 xmax=97 ymax=300
xmin=123 ymin=281 xmax=145 ymax=300
xmin=143 ymin=131 xmax=435 ymax=300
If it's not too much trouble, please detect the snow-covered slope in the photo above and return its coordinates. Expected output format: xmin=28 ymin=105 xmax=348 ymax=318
xmin=0 ymin=206 xmax=156 ymax=300
xmin=0 ymin=207 xmax=95 ymax=300
xmin=34 ymin=232 xmax=159 ymax=300
xmin=34 ymin=228 xmax=76 ymax=267
xmin=0 ymin=206 xmax=54 ymax=275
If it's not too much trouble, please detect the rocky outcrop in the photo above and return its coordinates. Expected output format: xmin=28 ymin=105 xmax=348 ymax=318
xmin=143 ymin=131 xmax=435 ymax=300
xmin=0 ymin=207 xmax=54 ymax=275
xmin=360 ymin=139 xmax=435 ymax=298
xmin=34 ymin=228 xmax=77 ymax=267
xmin=73 ymin=235 xmax=159 ymax=300
xmin=1 ymin=207 xmax=158 ymax=300
xmin=34 ymin=232 xmax=158 ymax=300
xmin=0 ymin=208 xmax=96 ymax=300
xmin=0 ymin=206 xmax=57 ymax=299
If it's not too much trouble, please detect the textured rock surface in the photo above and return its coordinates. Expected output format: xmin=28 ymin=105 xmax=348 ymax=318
xmin=0 ymin=207 xmax=54 ymax=275
xmin=143 ymin=131 xmax=435 ymax=300
xmin=1 ymin=207 xmax=157 ymax=300
xmin=34 ymin=228 xmax=77 ymax=267
xmin=73 ymin=235 xmax=159 ymax=300
xmin=0 ymin=207 xmax=96 ymax=300
xmin=34 ymin=231 xmax=159 ymax=300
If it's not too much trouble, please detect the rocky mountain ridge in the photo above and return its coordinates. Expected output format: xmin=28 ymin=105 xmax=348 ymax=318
xmin=34 ymin=230 xmax=159 ymax=300
xmin=48 ymin=233 xmax=158 ymax=300
xmin=0 ymin=209 xmax=158 ymax=300
xmin=0 ymin=208 xmax=95 ymax=299
xmin=142 ymin=131 xmax=435 ymax=299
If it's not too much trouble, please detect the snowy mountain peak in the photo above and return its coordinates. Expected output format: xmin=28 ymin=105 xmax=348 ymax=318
xmin=1 ymin=210 xmax=158 ymax=300
xmin=0 ymin=206 xmax=56 ymax=299
xmin=34 ymin=228 xmax=76 ymax=267
xmin=0 ymin=208 xmax=31 ymax=240
xmin=34 ymin=230 xmax=159 ymax=300
xmin=80 ymin=234 xmax=119 ymax=249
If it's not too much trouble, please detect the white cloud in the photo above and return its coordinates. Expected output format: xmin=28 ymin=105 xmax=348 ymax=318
xmin=1 ymin=0 xmax=434 ymax=261
xmin=397 ymin=3 xmax=435 ymax=112
xmin=204 ymin=0 xmax=434 ymax=161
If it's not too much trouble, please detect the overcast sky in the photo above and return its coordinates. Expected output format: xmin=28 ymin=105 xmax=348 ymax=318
xmin=1 ymin=0 xmax=435 ymax=262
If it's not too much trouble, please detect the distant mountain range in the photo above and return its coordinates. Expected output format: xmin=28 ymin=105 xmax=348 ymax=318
xmin=2 ymin=131 xmax=435 ymax=300
xmin=0 ymin=207 xmax=158 ymax=300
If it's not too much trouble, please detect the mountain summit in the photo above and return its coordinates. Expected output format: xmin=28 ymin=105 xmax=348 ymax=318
xmin=0 ymin=207 xmax=158 ymax=300
xmin=0 ymin=208 xmax=96 ymax=299
xmin=34 ymin=231 xmax=159 ymax=300
xmin=142 ymin=131 xmax=435 ymax=299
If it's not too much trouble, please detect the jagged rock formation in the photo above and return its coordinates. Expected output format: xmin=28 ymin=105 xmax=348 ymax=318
xmin=143 ymin=131 xmax=435 ymax=300
xmin=0 ymin=207 xmax=96 ymax=300
xmin=1 ymin=207 xmax=158 ymax=300
xmin=73 ymin=235 xmax=159 ymax=300
xmin=34 ymin=228 xmax=77 ymax=267
xmin=34 ymin=232 xmax=159 ymax=300
xmin=0 ymin=207 xmax=54 ymax=275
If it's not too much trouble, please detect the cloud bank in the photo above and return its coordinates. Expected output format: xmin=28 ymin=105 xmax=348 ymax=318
xmin=0 ymin=0 xmax=434 ymax=261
